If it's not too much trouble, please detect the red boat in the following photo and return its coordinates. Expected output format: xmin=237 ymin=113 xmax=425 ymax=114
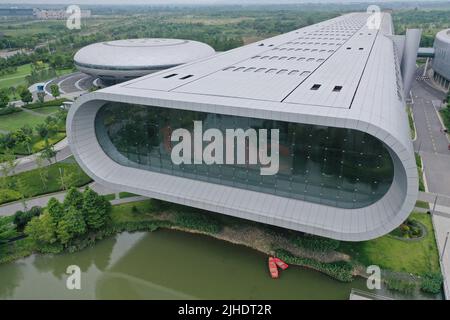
xmin=268 ymin=257 xmax=279 ymax=279
xmin=274 ymin=257 xmax=289 ymax=270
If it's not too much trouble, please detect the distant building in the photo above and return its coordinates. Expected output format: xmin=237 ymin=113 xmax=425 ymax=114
xmin=0 ymin=8 xmax=34 ymax=17
xmin=432 ymin=29 xmax=450 ymax=91
xmin=33 ymin=8 xmax=91 ymax=20
xmin=74 ymin=38 xmax=216 ymax=84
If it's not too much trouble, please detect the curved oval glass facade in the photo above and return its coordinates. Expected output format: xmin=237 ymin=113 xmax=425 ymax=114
xmin=95 ymin=102 xmax=394 ymax=209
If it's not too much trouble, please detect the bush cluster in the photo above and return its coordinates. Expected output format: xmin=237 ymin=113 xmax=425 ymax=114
xmin=13 ymin=206 xmax=42 ymax=231
xmin=420 ymin=272 xmax=443 ymax=294
xmin=275 ymin=249 xmax=353 ymax=282
xmin=290 ymin=234 xmax=340 ymax=252
xmin=25 ymin=187 xmax=111 ymax=249
xmin=174 ymin=211 xmax=222 ymax=234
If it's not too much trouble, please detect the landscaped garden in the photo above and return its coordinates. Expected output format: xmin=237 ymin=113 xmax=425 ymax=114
xmin=0 ymin=158 xmax=92 ymax=205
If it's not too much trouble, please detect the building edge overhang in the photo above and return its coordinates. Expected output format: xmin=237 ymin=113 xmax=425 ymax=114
xmin=67 ymin=91 xmax=418 ymax=241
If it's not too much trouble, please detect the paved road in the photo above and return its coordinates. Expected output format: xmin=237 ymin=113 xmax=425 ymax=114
xmin=412 ymin=68 xmax=450 ymax=194
xmin=412 ymin=67 xmax=450 ymax=299
xmin=44 ymin=71 xmax=95 ymax=98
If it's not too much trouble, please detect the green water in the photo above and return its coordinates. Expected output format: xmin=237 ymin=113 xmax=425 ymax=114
xmin=0 ymin=230 xmax=438 ymax=299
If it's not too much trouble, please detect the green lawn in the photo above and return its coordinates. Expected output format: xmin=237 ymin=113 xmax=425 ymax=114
xmin=31 ymin=106 xmax=60 ymax=115
xmin=341 ymin=212 xmax=440 ymax=276
xmin=110 ymin=200 xmax=155 ymax=224
xmin=407 ymin=105 xmax=416 ymax=140
xmin=0 ymin=160 xmax=92 ymax=205
xmin=416 ymin=153 xmax=425 ymax=192
xmin=441 ymin=107 xmax=450 ymax=133
xmin=0 ymin=64 xmax=32 ymax=91
xmin=0 ymin=63 xmax=73 ymax=97
xmin=0 ymin=132 xmax=66 ymax=156
xmin=0 ymin=110 xmax=49 ymax=132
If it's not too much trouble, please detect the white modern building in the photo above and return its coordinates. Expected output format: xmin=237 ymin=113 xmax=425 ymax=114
xmin=74 ymin=39 xmax=216 ymax=84
xmin=432 ymin=29 xmax=450 ymax=91
xmin=68 ymin=12 xmax=419 ymax=241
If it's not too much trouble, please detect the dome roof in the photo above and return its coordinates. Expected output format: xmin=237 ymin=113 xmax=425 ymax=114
xmin=436 ymin=29 xmax=450 ymax=44
xmin=74 ymin=38 xmax=215 ymax=70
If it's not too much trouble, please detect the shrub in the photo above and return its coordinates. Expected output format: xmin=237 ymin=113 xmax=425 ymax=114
xmin=0 ymin=106 xmax=22 ymax=116
xmin=421 ymin=272 xmax=443 ymax=294
xmin=22 ymin=98 xmax=67 ymax=110
xmin=0 ymin=189 xmax=22 ymax=204
xmin=290 ymin=234 xmax=340 ymax=252
xmin=13 ymin=206 xmax=42 ymax=231
xmin=174 ymin=211 xmax=222 ymax=234
xmin=275 ymin=249 xmax=353 ymax=282
xmin=385 ymin=278 xmax=416 ymax=294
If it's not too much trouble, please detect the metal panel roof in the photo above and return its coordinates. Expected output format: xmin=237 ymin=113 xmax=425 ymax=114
xmin=120 ymin=13 xmax=380 ymax=109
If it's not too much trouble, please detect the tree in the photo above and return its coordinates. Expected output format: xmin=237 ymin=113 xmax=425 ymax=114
xmin=35 ymin=156 xmax=49 ymax=189
xmin=0 ymin=150 xmax=18 ymax=184
xmin=45 ymin=116 xmax=59 ymax=137
xmin=8 ymin=86 xmax=16 ymax=100
xmin=25 ymin=213 xmax=57 ymax=244
xmin=14 ymin=125 xmax=33 ymax=154
xmin=0 ymin=217 xmax=17 ymax=246
xmin=0 ymin=88 xmax=10 ymax=108
xmin=16 ymin=176 xmax=32 ymax=210
xmin=50 ymin=84 xmax=60 ymax=99
xmin=37 ymin=91 xmax=45 ymax=104
xmin=63 ymin=187 xmax=84 ymax=210
xmin=47 ymin=197 xmax=64 ymax=222
xmin=41 ymin=141 xmax=57 ymax=164
xmin=0 ymin=132 xmax=17 ymax=150
xmin=82 ymin=187 xmax=111 ymax=230
xmin=13 ymin=206 xmax=42 ymax=231
xmin=36 ymin=123 xmax=49 ymax=139
xmin=56 ymin=206 xmax=86 ymax=245
xmin=20 ymin=88 xmax=32 ymax=104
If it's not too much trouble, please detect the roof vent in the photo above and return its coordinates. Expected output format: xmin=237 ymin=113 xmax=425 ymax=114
xmin=332 ymin=85 xmax=343 ymax=92
xmin=163 ymin=73 xmax=177 ymax=79
xmin=311 ymin=84 xmax=321 ymax=90
xmin=180 ymin=75 xmax=193 ymax=80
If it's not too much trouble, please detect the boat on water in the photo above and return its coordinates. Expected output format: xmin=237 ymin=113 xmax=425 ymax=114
xmin=268 ymin=257 xmax=279 ymax=279
xmin=274 ymin=257 xmax=289 ymax=270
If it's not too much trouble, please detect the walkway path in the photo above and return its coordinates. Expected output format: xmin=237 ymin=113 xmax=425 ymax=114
xmin=0 ymin=182 xmax=143 ymax=217
xmin=0 ymin=138 xmax=72 ymax=177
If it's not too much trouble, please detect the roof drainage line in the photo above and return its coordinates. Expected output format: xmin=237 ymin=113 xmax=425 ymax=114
xmin=121 ymin=17 xmax=348 ymax=90
xmin=166 ymin=41 xmax=304 ymax=93
xmin=347 ymin=23 xmax=382 ymax=110
xmin=280 ymin=21 xmax=368 ymax=103
xmin=164 ymin=20 xmax=340 ymax=93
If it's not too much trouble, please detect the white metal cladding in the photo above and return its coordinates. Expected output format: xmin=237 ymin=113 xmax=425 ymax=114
xmin=433 ymin=29 xmax=450 ymax=81
xmin=68 ymin=12 xmax=418 ymax=241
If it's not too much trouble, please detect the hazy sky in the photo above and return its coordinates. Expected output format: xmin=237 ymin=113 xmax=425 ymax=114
xmin=1 ymin=0 xmax=448 ymax=5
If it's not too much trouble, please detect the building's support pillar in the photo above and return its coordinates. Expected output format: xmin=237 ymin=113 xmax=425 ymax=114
xmin=423 ymin=57 xmax=429 ymax=77
xmin=401 ymin=29 xmax=422 ymax=100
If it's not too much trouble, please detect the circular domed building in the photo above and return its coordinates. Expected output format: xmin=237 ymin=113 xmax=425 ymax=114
xmin=74 ymin=38 xmax=215 ymax=84
xmin=432 ymin=29 xmax=450 ymax=91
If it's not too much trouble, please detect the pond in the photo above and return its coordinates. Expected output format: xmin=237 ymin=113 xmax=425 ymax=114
xmin=0 ymin=230 xmax=440 ymax=299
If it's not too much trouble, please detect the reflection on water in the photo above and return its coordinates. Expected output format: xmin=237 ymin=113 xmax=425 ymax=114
xmin=0 ymin=230 xmax=441 ymax=300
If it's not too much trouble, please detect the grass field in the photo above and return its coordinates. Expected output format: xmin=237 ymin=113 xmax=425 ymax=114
xmin=0 ymin=63 xmax=73 ymax=97
xmin=0 ymin=160 xmax=92 ymax=205
xmin=31 ymin=106 xmax=60 ymax=115
xmin=0 ymin=64 xmax=33 ymax=92
xmin=0 ymin=109 xmax=49 ymax=132
xmin=341 ymin=212 xmax=440 ymax=276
